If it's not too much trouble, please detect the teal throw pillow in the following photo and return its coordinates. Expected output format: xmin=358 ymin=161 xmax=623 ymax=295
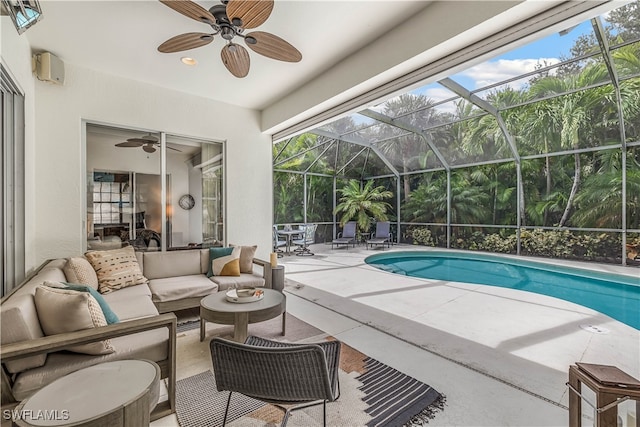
xmin=207 ymin=247 xmax=234 ymax=277
xmin=63 ymin=283 xmax=120 ymax=324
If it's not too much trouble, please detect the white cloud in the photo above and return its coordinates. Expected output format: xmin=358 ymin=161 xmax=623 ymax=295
xmin=422 ymin=87 xmax=455 ymax=103
xmin=459 ymin=58 xmax=561 ymax=90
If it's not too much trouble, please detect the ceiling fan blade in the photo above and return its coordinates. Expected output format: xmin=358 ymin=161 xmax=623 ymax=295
xmin=158 ymin=33 xmax=214 ymax=53
xmin=159 ymin=0 xmax=215 ymax=24
xmin=126 ymin=138 xmax=152 ymax=144
xmin=225 ymin=0 xmax=273 ymax=29
xmin=139 ymin=134 xmax=159 ymax=142
xmin=221 ymin=44 xmax=250 ymax=78
xmin=245 ymin=31 xmax=302 ymax=62
xmin=167 ymin=145 xmax=182 ymax=152
xmin=143 ymin=145 xmax=157 ymax=153
xmin=116 ymin=141 xmax=144 ymax=148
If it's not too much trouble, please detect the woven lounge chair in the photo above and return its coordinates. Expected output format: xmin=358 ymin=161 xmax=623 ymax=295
xmin=366 ymin=221 xmax=392 ymax=249
xmin=331 ymin=221 xmax=357 ymax=249
xmin=210 ymin=336 xmax=341 ymax=427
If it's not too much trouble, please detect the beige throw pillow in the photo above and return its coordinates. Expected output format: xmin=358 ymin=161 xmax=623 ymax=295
xmin=231 ymin=244 xmax=257 ymax=273
xmin=34 ymin=286 xmax=115 ymax=355
xmin=85 ymin=246 xmax=147 ymax=294
xmin=63 ymin=256 xmax=99 ymax=290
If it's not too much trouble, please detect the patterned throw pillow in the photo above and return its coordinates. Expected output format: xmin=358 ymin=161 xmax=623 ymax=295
xmin=34 ymin=285 xmax=115 ymax=355
xmin=211 ymin=246 xmax=241 ymax=276
xmin=231 ymin=244 xmax=257 ymax=273
xmin=85 ymin=246 xmax=148 ymax=294
xmin=63 ymin=256 xmax=99 ymax=290
xmin=207 ymin=247 xmax=231 ymax=277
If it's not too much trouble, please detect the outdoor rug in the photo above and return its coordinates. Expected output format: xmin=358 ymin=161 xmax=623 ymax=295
xmin=175 ymin=339 xmax=445 ymax=427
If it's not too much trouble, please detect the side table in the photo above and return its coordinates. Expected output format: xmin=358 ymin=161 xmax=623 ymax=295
xmin=272 ymin=265 xmax=285 ymax=292
xmin=13 ymin=359 xmax=160 ymax=427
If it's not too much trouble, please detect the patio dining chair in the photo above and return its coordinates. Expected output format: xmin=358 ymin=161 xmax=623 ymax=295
xmin=331 ymin=221 xmax=357 ymax=249
xmin=273 ymin=225 xmax=287 ymax=257
xmin=292 ymin=223 xmax=317 ymax=256
xmin=366 ymin=221 xmax=392 ymax=249
xmin=210 ymin=336 xmax=341 ymax=427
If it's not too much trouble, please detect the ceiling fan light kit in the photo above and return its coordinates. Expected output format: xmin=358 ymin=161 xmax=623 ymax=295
xmin=158 ymin=0 xmax=301 ymax=78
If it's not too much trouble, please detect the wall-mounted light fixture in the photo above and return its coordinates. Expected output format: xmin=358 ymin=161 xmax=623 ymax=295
xmin=1 ymin=0 xmax=43 ymax=34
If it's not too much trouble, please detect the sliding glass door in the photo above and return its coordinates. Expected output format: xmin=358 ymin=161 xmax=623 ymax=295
xmin=85 ymin=123 xmax=224 ymax=252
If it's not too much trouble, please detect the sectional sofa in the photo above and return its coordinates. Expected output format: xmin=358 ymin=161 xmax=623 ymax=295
xmin=0 ymin=247 xmax=273 ymax=420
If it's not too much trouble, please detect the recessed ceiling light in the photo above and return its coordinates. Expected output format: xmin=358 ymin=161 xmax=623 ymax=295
xmin=181 ymin=57 xmax=197 ymax=66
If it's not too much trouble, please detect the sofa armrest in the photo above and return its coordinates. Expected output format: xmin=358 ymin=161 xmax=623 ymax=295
xmin=0 ymin=313 xmax=176 ymax=362
xmin=252 ymin=258 xmax=273 ymax=288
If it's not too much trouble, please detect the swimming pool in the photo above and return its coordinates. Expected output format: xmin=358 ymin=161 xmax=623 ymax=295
xmin=365 ymin=251 xmax=640 ymax=330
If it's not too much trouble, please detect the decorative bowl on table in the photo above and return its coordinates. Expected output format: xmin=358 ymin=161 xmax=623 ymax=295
xmin=226 ymin=288 xmax=264 ymax=303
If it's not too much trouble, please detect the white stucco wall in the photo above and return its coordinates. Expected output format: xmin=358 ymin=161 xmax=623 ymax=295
xmin=27 ymin=63 xmax=272 ymax=266
xmin=1 ymin=17 xmax=37 ymax=273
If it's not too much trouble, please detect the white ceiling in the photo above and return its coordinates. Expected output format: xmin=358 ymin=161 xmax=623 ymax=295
xmin=25 ymin=0 xmax=432 ymax=111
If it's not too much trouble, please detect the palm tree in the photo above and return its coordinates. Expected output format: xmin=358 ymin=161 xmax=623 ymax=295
xmin=334 ymin=180 xmax=393 ymax=232
xmin=527 ymin=64 xmax=614 ymax=226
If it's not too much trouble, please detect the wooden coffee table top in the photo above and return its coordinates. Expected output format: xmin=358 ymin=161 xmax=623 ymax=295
xmin=201 ymin=288 xmax=284 ymax=314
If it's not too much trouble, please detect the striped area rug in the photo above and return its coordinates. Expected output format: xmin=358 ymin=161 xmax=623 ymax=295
xmin=175 ymin=340 xmax=445 ymax=427
xmin=357 ymin=357 xmax=444 ymax=427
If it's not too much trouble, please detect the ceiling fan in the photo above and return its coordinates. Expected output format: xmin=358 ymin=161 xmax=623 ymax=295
xmin=157 ymin=0 xmax=302 ymax=78
xmin=115 ymin=134 xmax=181 ymax=153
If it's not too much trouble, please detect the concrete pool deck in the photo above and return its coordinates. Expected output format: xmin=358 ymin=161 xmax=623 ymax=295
xmin=278 ymin=244 xmax=640 ymax=426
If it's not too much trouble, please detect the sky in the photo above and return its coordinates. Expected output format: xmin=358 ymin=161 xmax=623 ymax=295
xmin=355 ymin=6 xmax=621 ymax=125
xmin=412 ymin=18 xmax=602 ymax=106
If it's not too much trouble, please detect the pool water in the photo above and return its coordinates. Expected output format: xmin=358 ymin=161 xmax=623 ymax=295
xmin=365 ymin=251 xmax=640 ymax=330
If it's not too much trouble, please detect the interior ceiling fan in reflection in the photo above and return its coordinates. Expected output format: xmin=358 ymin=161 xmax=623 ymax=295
xmin=157 ymin=0 xmax=302 ymax=78
xmin=115 ymin=134 xmax=182 ymax=153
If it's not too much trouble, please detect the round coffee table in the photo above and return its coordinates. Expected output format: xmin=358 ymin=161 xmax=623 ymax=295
xmin=14 ymin=359 xmax=160 ymax=427
xmin=200 ymin=288 xmax=286 ymax=343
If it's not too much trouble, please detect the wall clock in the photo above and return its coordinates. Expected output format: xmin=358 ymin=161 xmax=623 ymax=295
xmin=179 ymin=194 xmax=195 ymax=210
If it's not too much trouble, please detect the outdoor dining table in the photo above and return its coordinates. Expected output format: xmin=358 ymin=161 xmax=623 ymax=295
xmin=277 ymin=229 xmax=304 ymax=254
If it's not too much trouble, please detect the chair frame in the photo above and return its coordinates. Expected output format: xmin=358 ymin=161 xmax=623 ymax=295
xmin=273 ymin=225 xmax=287 ymax=257
xmin=210 ymin=336 xmax=341 ymax=427
xmin=331 ymin=221 xmax=357 ymax=249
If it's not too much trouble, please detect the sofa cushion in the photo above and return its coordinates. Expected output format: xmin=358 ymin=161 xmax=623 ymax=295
xmin=100 ymin=283 xmax=152 ymax=303
xmin=34 ymin=286 xmax=115 ymax=355
xmin=63 ymin=257 xmax=99 ymax=290
xmin=209 ymin=273 xmax=265 ymax=291
xmin=211 ymin=246 xmax=241 ymax=277
xmin=11 ymin=328 xmax=168 ymax=401
xmin=142 ymin=250 xmax=201 ymax=280
xmin=0 ymin=294 xmax=48 ymax=374
xmin=85 ymin=246 xmax=148 ymax=294
xmin=104 ymin=294 xmax=159 ymax=322
xmin=148 ymin=274 xmax=218 ymax=303
xmin=231 ymin=244 xmax=257 ymax=274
